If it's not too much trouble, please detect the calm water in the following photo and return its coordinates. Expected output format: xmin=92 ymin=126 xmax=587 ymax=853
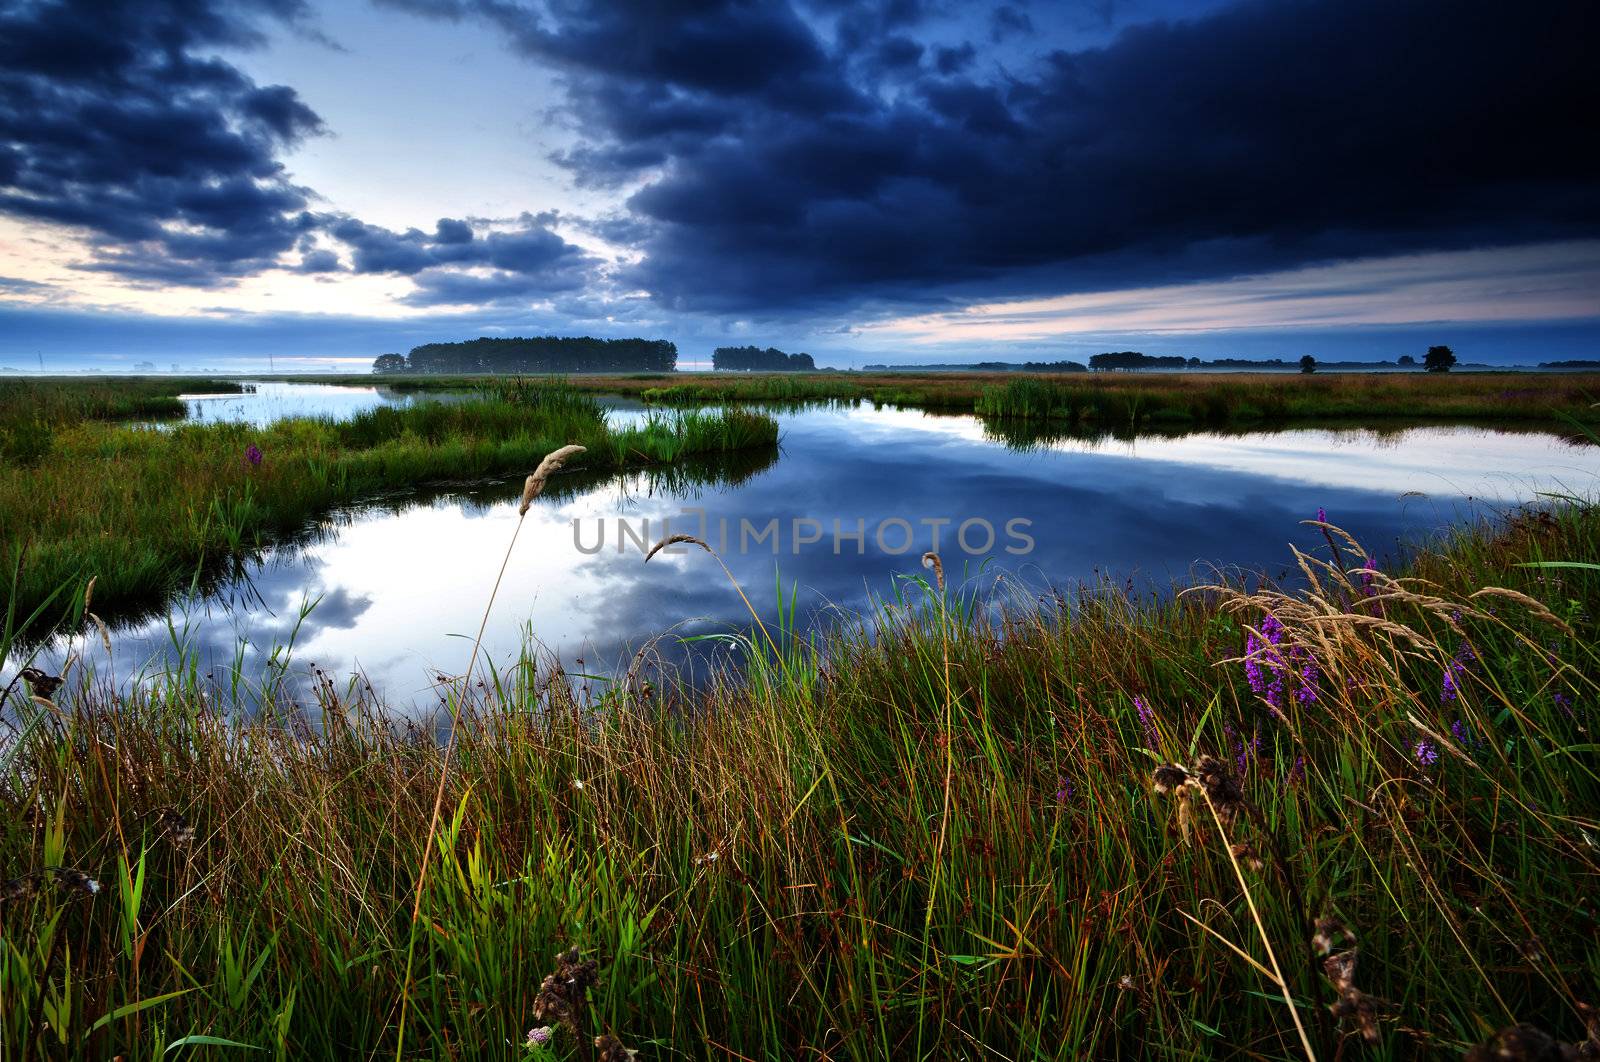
xmin=20 ymin=393 xmax=1600 ymax=703
xmin=175 ymin=381 xmax=456 ymax=426
xmin=176 ymin=380 xmax=649 ymax=430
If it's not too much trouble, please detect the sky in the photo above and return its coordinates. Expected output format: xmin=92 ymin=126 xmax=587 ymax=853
xmin=0 ymin=0 xmax=1597 ymax=371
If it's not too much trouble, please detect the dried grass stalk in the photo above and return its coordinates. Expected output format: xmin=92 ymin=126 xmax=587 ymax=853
xmin=518 ymin=444 xmax=587 ymax=515
xmin=644 ymin=533 xmax=711 ymax=562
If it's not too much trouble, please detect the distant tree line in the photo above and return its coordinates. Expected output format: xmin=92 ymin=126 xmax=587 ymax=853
xmin=1089 ymin=352 xmax=1188 ymax=371
xmin=1540 ymin=360 xmax=1600 ymax=369
xmin=862 ymin=360 xmax=1086 ymax=372
xmin=713 ymin=346 xmax=816 ymax=371
xmin=372 ymin=337 xmax=678 ymax=374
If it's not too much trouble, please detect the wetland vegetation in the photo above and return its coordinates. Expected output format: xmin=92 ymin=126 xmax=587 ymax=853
xmin=1 ymin=372 xmax=1597 ymax=1060
xmin=0 ymin=377 xmax=777 ymax=623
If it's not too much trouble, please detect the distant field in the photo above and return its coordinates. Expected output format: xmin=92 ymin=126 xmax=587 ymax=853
xmin=268 ymin=369 xmax=1600 ymax=427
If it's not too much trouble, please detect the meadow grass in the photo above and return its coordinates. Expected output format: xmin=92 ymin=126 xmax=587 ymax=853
xmin=0 ymin=378 xmax=247 ymax=467
xmin=0 ymin=380 xmax=777 ymax=625
xmin=287 ymin=369 xmax=1600 ymax=430
xmin=2 ymin=496 xmax=1597 ymax=1059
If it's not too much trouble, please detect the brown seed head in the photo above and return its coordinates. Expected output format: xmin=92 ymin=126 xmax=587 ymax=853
xmin=595 ymin=1034 xmax=638 ymax=1061
xmin=1152 ymin=763 xmax=1190 ymax=794
xmin=518 ymin=444 xmax=587 ymax=515
xmin=1191 ymin=754 xmax=1246 ymax=825
xmin=1312 ymin=916 xmax=1353 ymax=956
xmin=921 ymin=551 xmax=944 ymax=593
xmin=1229 ymin=841 xmax=1264 ymax=873
xmin=644 ymin=533 xmax=712 ymax=563
xmin=1462 ymin=1024 xmax=1574 ymax=1062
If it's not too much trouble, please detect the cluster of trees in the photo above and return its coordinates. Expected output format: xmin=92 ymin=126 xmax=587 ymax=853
xmin=1540 ymin=360 xmax=1600 ymax=369
xmin=1083 ymin=348 xmax=1461 ymax=373
xmin=1088 ymin=352 xmax=1188 ymax=371
xmin=372 ymin=337 xmax=678 ymax=374
xmin=861 ymin=361 xmax=1084 ymax=372
xmin=1015 ymin=360 xmax=1088 ymax=373
xmin=712 ymin=346 xmax=816 ymax=371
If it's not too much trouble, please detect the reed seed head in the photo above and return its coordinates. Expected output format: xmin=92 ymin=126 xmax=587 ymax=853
xmin=1462 ymin=1025 xmax=1572 ymax=1061
xmin=595 ymin=1034 xmax=638 ymax=1061
xmin=1313 ymin=916 xmax=1353 ymax=956
xmin=1152 ymin=763 xmax=1190 ymax=794
xmin=921 ymin=551 xmax=944 ymax=593
xmin=518 ymin=444 xmax=587 ymax=516
xmin=644 ymin=533 xmax=711 ymax=562
xmin=532 ymin=946 xmax=600 ymax=1035
xmin=1192 ymin=754 xmax=1246 ymax=825
xmin=18 ymin=667 xmax=62 ymax=698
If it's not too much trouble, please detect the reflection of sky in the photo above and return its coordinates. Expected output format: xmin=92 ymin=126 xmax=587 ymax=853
xmin=839 ymin=404 xmax=1598 ymax=499
xmin=17 ymin=404 xmax=1600 ymax=708
xmin=176 ymin=381 xmax=443 ymax=427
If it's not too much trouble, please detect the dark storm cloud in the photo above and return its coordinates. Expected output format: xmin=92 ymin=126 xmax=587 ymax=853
xmin=0 ymin=0 xmax=592 ymax=304
xmin=386 ymin=0 xmax=1600 ymax=316
xmin=988 ymin=4 xmax=1032 ymax=40
xmin=295 ymin=249 xmax=342 ymax=274
xmin=401 ymin=264 xmax=589 ymax=307
xmin=325 ymin=212 xmax=596 ymax=299
xmin=0 ymin=0 xmax=329 ymax=285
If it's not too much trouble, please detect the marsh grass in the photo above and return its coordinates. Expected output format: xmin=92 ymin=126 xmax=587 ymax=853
xmin=972 ymin=374 xmax=1600 ymax=430
xmin=1 ymin=500 xmax=1597 ymax=1058
xmin=0 ymin=381 xmax=778 ymax=627
xmin=292 ymin=370 xmax=1600 ymax=430
xmin=0 ymin=377 xmax=247 ymax=468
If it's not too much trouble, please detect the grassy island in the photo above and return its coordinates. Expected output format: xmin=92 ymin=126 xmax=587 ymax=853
xmin=0 ymin=378 xmax=777 ymax=623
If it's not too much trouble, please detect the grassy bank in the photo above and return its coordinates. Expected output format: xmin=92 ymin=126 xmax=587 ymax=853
xmin=972 ymin=374 xmax=1600 ymax=431
xmin=278 ymin=370 xmax=1600 ymax=429
xmin=0 ymin=377 xmax=246 ymax=466
xmin=0 ymin=381 xmax=777 ymax=624
xmin=2 ymin=496 xmax=1596 ymax=1058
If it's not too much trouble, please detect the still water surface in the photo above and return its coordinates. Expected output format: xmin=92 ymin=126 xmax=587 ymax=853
xmin=175 ymin=381 xmax=453 ymax=426
xmin=32 ymin=391 xmax=1600 ymax=703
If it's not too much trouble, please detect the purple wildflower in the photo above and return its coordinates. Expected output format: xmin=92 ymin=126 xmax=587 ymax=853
xmin=244 ymin=443 xmax=263 ymax=468
xmin=1133 ymin=695 xmax=1158 ymax=749
xmin=1244 ymin=614 xmax=1287 ymax=713
xmin=1224 ymin=721 xmax=1245 ymax=774
xmin=527 ymin=1026 xmax=553 ymax=1048
xmin=1412 ymin=739 xmax=1438 ymax=768
xmin=1055 ymin=776 xmax=1076 ymax=803
xmin=1245 ymin=613 xmax=1317 ymax=712
xmin=1296 ymin=657 xmax=1321 ymax=705
xmin=1359 ymin=557 xmax=1377 ymax=597
xmin=1441 ymin=641 xmax=1475 ymax=704
xmin=1316 ymin=507 xmax=1327 ymax=523
xmin=1287 ymin=755 xmax=1305 ymax=785
xmin=1553 ymin=691 xmax=1575 ymax=717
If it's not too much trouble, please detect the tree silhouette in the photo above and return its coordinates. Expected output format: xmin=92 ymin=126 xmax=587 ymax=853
xmin=1299 ymin=355 xmax=1316 ymax=374
xmin=712 ymin=346 xmax=816 ymax=371
xmin=370 ymin=337 xmax=678 ymax=374
xmin=1423 ymin=345 xmax=1457 ymax=373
